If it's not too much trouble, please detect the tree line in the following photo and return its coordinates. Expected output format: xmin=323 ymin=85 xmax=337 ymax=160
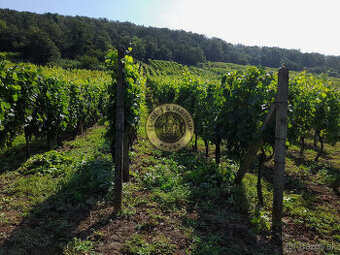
xmin=0 ymin=8 xmax=339 ymax=76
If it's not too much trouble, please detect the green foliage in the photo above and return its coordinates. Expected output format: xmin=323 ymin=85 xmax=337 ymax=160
xmin=57 ymin=157 xmax=114 ymax=204
xmin=191 ymin=234 xmax=228 ymax=255
xmin=148 ymin=61 xmax=339 ymax=163
xmin=148 ymin=65 xmax=276 ymax=162
xmin=288 ymin=72 xmax=340 ymax=150
xmin=1 ymin=9 xmax=340 ymax=75
xmin=220 ymin=67 xmax=276 ymax=161
xmin=77 ymin=55 xmax=101 ymax=69
xmin=180 ymin=156 xmax=228 ymax=186
xmin=63 ymin=237 xmax=98 ymax=255
xmin=18 ymin=151 xmax=72 ymax=176
xmin=0 ymin=51 xmax=21 ymax=62
xmin=250 ymin=207 xmax=271 ymax=233
xmin=0 ymin=60 xmax=110 ymax=150
xmin=123 ymin=234 xmax=175 ymax=255
xmin=105 ymin=48 xmax=145 ymax=141
xmin=24 ymin=27 xmax=61 ymax=64
xmin=139 ymin=158 xmax=190 ymax=210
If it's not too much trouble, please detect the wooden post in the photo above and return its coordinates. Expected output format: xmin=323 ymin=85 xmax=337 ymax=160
xmin=114 ymin=46 xmax=125 ymax=213
xmin=271 ymin=66 xmax=289 ymax=246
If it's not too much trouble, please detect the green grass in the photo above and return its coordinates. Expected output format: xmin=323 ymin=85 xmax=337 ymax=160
xmin=1 ymin=119 xmax=339 ymax=254
xmin=239 ymin=136 xmax=340 ymax=253
xmin=0 ymin=125 xmax=114 ymax=253
xmin=63 ymin=237 xmax=98 ymax=255
xmin=122 ymin=234 xmax=175 ymax=255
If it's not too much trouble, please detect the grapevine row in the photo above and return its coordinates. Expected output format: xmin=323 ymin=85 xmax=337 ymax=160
xmin=0 ymin=61 xmax=110 ymax=155
xmin=147 ymin=66 xmax=339 ymax=163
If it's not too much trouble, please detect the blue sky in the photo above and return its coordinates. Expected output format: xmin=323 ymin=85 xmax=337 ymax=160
xmin=1 ymin=0 xmax=339 ymax=56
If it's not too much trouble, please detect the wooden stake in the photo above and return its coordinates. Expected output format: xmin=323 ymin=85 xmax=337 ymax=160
xmin=114 ymin=46 xmax=125 ymax=213
xmin=272 ymin=65 xmax=289 ymax=247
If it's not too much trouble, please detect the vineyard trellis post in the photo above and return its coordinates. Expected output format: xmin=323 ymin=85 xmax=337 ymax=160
xmin=114 ymin=46 xmax=125 ymax=213
xmin=272 ymin=65 xmax=289 ymax=247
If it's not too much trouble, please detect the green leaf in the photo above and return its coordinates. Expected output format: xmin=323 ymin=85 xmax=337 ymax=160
xmin=2 ymin=101 xmax=11 ymax=110
xmin=12 ymin=72 xmax=18 ymax=81
xmin=12 ymin=94 xmax=18 ymax=101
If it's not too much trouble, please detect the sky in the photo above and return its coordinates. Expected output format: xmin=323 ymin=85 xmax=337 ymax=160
xmin=0 ymin=0 xmax=339 ymax=56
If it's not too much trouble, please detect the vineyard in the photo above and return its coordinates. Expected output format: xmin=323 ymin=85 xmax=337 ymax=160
xmin=0 ymin=52 xmax=339 ymax=255
xmin=144 ymin=59 xmax=339 ymax=163
xmin=0 ymin=61 xmax=110 ymax=155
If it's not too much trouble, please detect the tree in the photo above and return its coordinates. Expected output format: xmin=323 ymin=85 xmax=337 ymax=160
xmin=23 ymin=27 xmax=60 ymax=64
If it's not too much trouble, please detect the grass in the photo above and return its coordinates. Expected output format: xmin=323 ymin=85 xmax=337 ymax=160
xmin=0 ymin=125 xmax=115 ymax=254
xmin=125 ymin=146 xmax=281 ymax=254
xmin=122 ymin=234 xmax=175 ymax=255
xmin=244 ymin=136 xmax=340 ymax=254
xmin=0 ymin=121 xmax=339 ymax=254
xmin=63 ymin=237 xmax=98 ymax=255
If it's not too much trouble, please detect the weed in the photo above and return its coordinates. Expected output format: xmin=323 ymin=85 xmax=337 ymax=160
xmin=0 ymin=212 xmax=10 ymax=224
xmin=56 ymin=157 xmax=114 ymax=205
xmin=250 ymin=207 xmax=271 ymax=233
xmin=63 ymin=237 xmax=98 ymax=255
xmin=122 ymin=234 xmax=175 ymax=255
xmin=191 ymin=234 xmax=227 ymax=255
xmin=18 ymin=150 xmax=73 ymax=176
xmin=136 ymin=219 xmax=158 ymax=232
xmin=118 ymin=205 xmax=137 ymax=219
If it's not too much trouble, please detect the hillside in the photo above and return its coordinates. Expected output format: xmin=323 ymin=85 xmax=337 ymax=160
xmin=142 ymin=59 xmax=340 ymax=91
xmin=0 ymin=8 xmax=340 ymax=77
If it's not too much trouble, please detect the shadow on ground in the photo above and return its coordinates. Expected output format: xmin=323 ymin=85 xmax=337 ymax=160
xmin=0 ymin=138 xmax=50 ymax=175
xmin=0 ymin=156 xmax=115 ymax=255
xmin=169 ymin=150 xmax=281 ymax=255
xmin=286 ymin=151 xmax=339 ymax=180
